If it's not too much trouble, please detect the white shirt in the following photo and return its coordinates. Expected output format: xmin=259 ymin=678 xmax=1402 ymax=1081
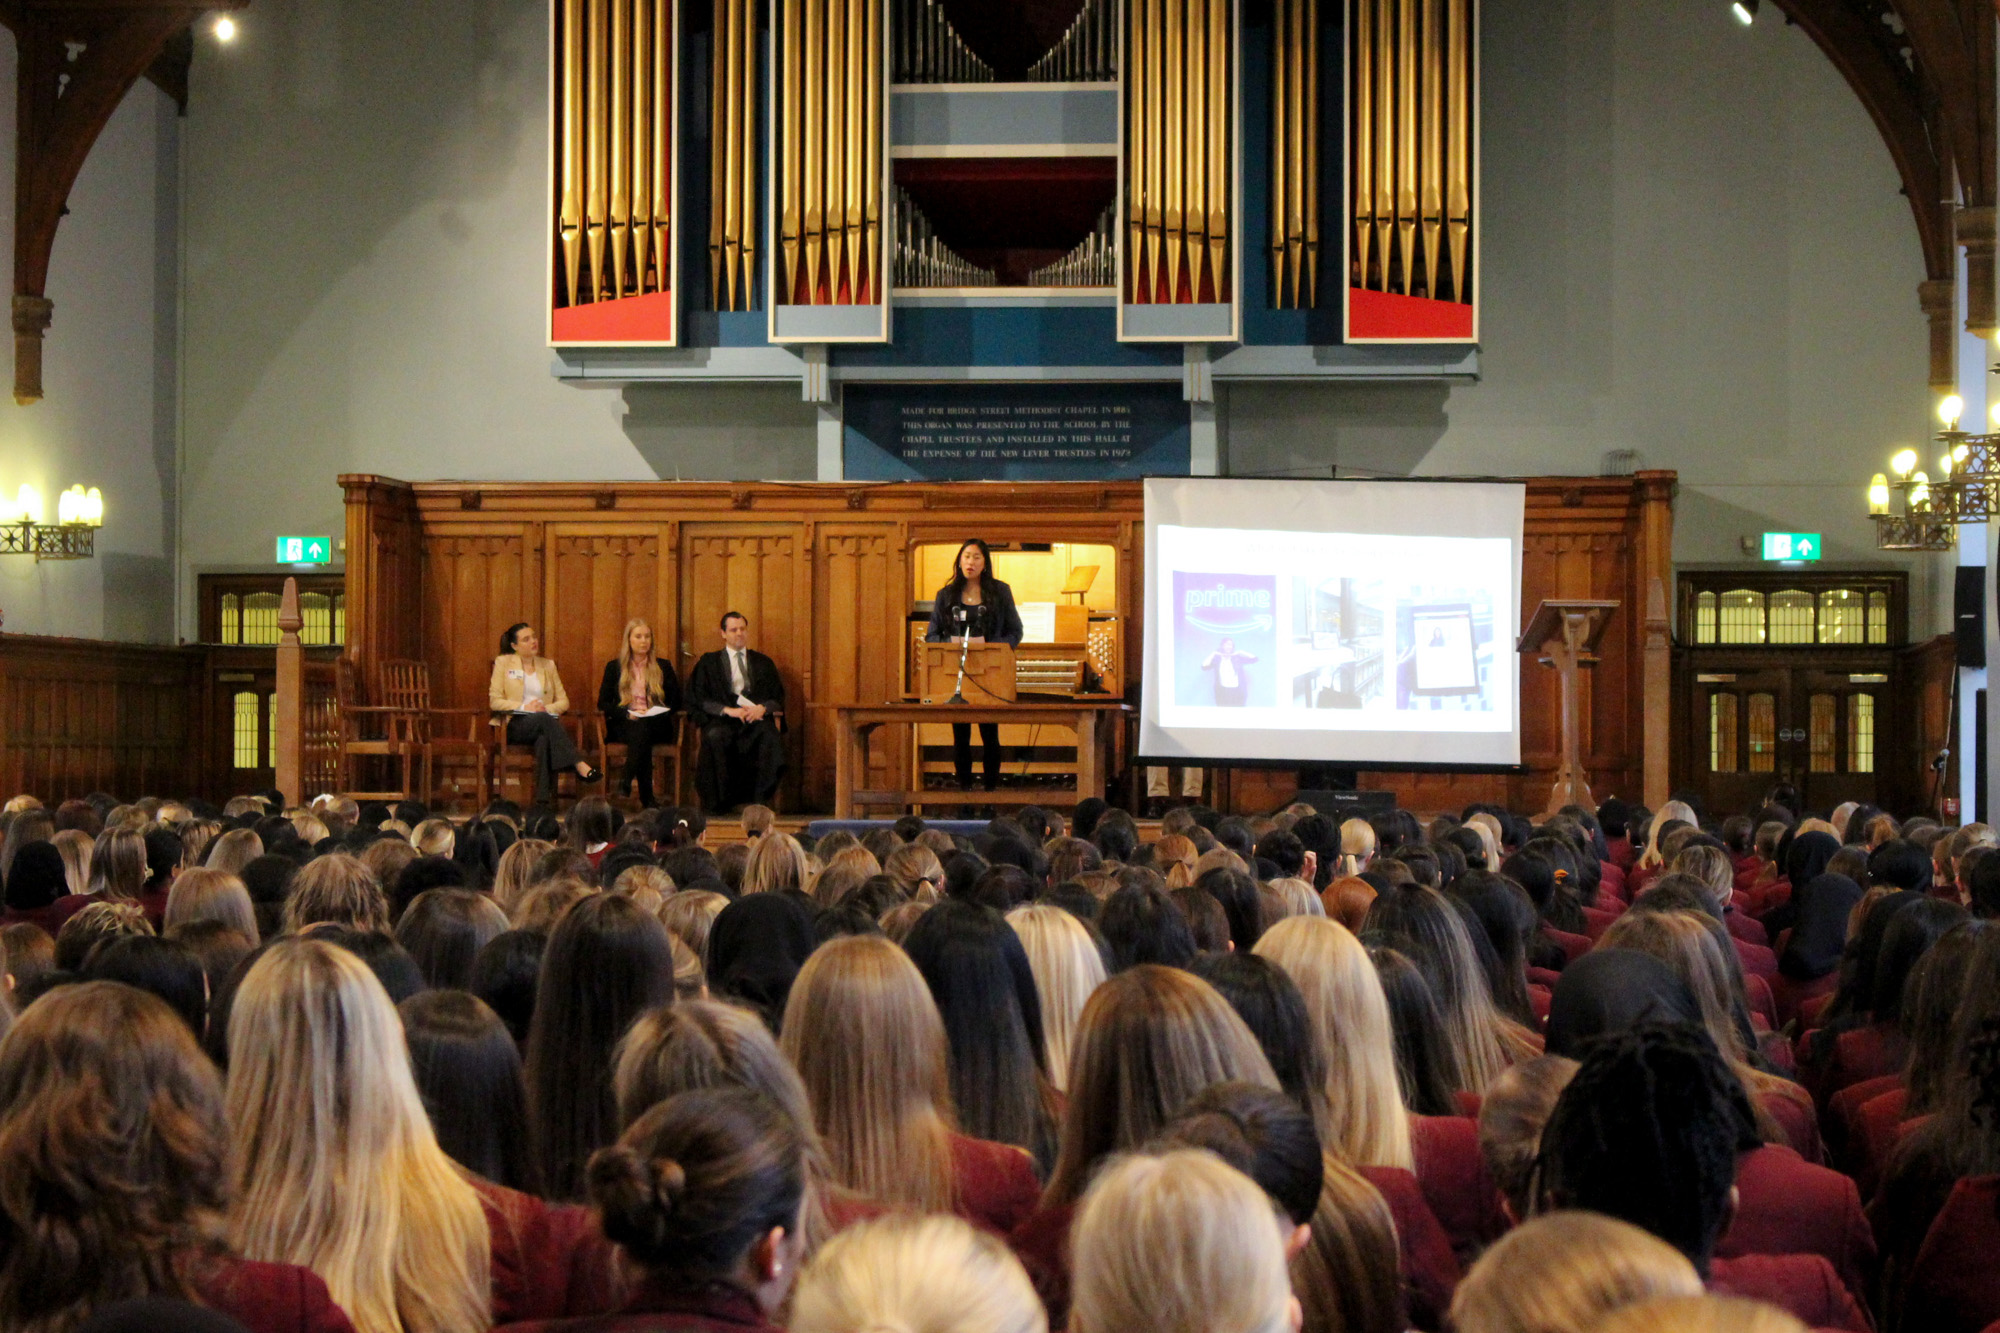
xmin=1218 ymin=656 xmax=1240 ymax=689
xmin=729 ymin=649 xmax=754 ymax=708
xmin=522 ymin=669 xmax=545 ymax=705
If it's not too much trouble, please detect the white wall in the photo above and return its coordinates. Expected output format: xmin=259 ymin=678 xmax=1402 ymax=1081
xmin=176 ymin=0 xmax=1949 ymax=629
xmin=0 ymin=33 xmax=179 ymax=642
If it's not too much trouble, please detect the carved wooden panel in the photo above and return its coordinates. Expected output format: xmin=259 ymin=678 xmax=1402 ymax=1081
xmin=423 ymin=529 xmax=535 ymax=710
xmin=545 ymin=526 xmax=676 ymax=703
xmin=815 ymin=526 xmax=899 ymax=802
xmin=0 ymin=635 xmax=202 ymax=802
xmin=680 ymin=526 xmax=808 ymax=807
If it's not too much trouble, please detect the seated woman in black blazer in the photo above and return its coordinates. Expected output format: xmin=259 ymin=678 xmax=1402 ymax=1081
xmin=598 ymin=618 xmax=684 ymax=809
xmin=923 ymin=538 xmax=1024 ymax=791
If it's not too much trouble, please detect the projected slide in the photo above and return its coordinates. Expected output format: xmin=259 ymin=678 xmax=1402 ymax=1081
xmin=1142 ymin=478 xmax=1524 ymax=768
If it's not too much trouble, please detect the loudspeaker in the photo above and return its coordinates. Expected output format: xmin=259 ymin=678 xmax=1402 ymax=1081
xmin=1294 ymin=790 xmax=1397 ymax=821
xmin=1958 ymin=565 xmax=1986 ymax=668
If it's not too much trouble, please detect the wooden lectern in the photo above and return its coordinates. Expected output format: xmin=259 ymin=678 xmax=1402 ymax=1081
xmin=1518 ymin=600 xmax=1618 ymax=818
xmin=916 ymin=642 xmax=1017 ymax=704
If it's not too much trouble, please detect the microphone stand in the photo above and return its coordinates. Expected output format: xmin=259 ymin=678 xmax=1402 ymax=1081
xmin=947 ymin=621 xmax=971 ymax=705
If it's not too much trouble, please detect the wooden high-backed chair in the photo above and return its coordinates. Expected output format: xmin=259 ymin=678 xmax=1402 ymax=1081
xmin=333 ymin=656 xmax=410 ymax=801
xmin=584 ymin=710 xmax=690 ymax=811
xmin=378 ymin=658 xmax=488 ymax=811
xmin=489 ymin=712 xmax=592 ymax=809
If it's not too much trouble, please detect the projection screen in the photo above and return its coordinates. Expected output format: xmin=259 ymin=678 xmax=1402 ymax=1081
xmin=1140 ymin=477 xmax=1525 ymax=768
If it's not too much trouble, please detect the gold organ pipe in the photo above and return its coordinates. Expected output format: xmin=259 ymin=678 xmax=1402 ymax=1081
xmin=862 ymin=0 xmax=880 ymax=301
xmin=723 ymin=0 xmax=745 ymax=307
xmin=1145 ymin=0 xmax=1164 ymax=299
xmin=1394 ymin=0 xmax=1415 ymax=295
xmin=1444 ymin=0 xmax=1468 ymax=303
xmin=781 ymin=0 xmax=801 ymax=303
xmin=1419 ymin=0 xmax=1442 ymax=297
xmin=804 ymin=0 xmax=825 ymax=301
xmin=738 ymin=0 xmax=758 ymax=307
xmin=1206 ymin=0 xmax=1225 ymax=301
xmin=1186 ymin=0 xmax=1205 ymax=301
xmin=1269 ymin=0 xmax=1288 ymax=305
xmin=1350 ymin=0 xmax=1370 ymax=295
xmin=633 ymin=0 xmax=654 ymax=295
xmin=586 ymin=0 xmax=610 ymax=301
xmin=1127 ymin=0 xmax=1147 ymax=302
xmin=844 ymin=0 xmax=864 ymax=300
xmin=1163 ymin=0 xmax=1182 ymax=301
xmin=654 ymin=0 xmax=672 ymax=295
xmin=610 ymin=0 xmax=632 ymax=297
xmin=1302 ymin=0 xmax=1317 ymax=303
xmin=560 ymin=0 xmax=585 ymax=307
xmin=1370 ymin=0 xmax=1392 ymax=291
xmin=1285 ymin=0 xmax=1303 ymax=305
xmin=824 ymin=0 xmax=846 ymax=300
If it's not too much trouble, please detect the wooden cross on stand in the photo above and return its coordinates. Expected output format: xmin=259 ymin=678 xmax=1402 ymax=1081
xmin=1518 ymin=600 xmax=1619 ymax=819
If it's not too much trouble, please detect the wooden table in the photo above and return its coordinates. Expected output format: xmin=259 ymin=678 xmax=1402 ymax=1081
xmin=831 ymin=700 xmax=1131 ymax=818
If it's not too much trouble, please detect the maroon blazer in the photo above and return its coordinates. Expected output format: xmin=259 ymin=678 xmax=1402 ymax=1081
xmin=1744 ymin=973 xmax=1778 ymax=1031
xmin=1581 ymin=904 xmax=1621 ymax=942
xmin=1708 ymin=1253 xmax=1872 ymax=1332
xmin=0 ymin=903 xmax=65 ymax=934
xmin=949 ymin=1132 xmax=1041 ymax=1236
xmin=200 ymin=1256 xmax=357 ymax=1333
xmin=1727 ymin=910 xmax=1770 ymax=947
xmin=1760 ymin=1088 xmax=1825 ymax=1165
xmin=1733 ymin=934 xmax=1780 ymax=981
xmin=1009 ymin=1202 xmax=1076 ymax=1327
xmin=44 ymin=892 xmax=101 ymax=934
xmin=498 ymin=1279 xmax=781 ymax=1333
xmin=1853 ymin=1087 xmax=1914 ymax=1199
xmin=1410 ymin=1114 xmax=1508 ymax=1260
xmin=1826 ymin=1073 xmax=1902 ymax=1176
xmin=1718 ymin=1144 xmax=1876 ymax=1309
xmin=1542 ymin=924 xmax=1592 ymax=965
xmin=1770 ymin=970 xmax=1840 ymax=1031
xmin=1356 ymin=1165 xmax=1460 ymax=1333
xmin=1600 ymin=860 xmax=1628 ymax=902
xmin=473 ymin=1175 xmax=622 ymax=1323
xmin=1907 ymin=1177 xmax=2000 ymax=1333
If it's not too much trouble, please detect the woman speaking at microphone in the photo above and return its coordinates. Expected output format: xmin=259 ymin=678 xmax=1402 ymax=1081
xmin=924 ymin=539 xmax=1024 ymax=792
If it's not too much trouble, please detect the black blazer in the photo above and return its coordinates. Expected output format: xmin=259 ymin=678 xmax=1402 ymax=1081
xmin=687 ymin=647 xmax=786 ymax=721
xmin=598 ymin=657 xmax=683 ymax=719
xmin=925 ymin=578 xmax=1025 ymax=646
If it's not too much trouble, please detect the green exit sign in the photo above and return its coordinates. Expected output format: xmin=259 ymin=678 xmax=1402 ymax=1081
xmin=1762 ymin=532 xmax=1821 ymax=561
xmin=275 ymin=535 xmax=333 ymax=565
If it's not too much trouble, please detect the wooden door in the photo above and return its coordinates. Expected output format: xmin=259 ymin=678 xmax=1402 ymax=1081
xmin=1692 ymin=667 xmax=1790 ymax=817
xmin=679 ymin=525 xmax=809 ymax=808
xmin=1793 ymin=667 xmax=1885 ymax=812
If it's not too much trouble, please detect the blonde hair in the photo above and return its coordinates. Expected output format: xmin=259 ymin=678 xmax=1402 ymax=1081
xmin=740 ymin=804 xmax=776 ymax=838
xmin=282 ymin=853 xmax=391 ymax=934
xmin=781 ymin=935 xmax=960 ymax=1213
xmin=1006 ymin=905 xmax=1107 ymax=1094
xmin=1255 ymin=916 xmax=1413 ymax=1171
xmin=615 ymin=618 xmax=667 ymax=706
xmin=743 ymin=833 xmax=811 ymax=895
xmin=1155 ymin=834 xmax=1198 ymax=890
xmin=1194 ymin=847 xmax=1250 ymax=879
xmin=613 ymin=864 xmax=676 ymax=900
xmin=203 ymin=829 xmax=262 ymax=878
xmin=668 ymin=934 xmax=705 ymax=1000
xmin=511 ymin=877 xmax=596 ymax=934
xmin=2 ymin=795 xmax=42 ymax=813
xmin=809 ymin=860 xmax=871 ymax=909
xmin=225 ymin=939 xmax=490 ymax=1333
xmin=410 ymin=819 xmax=457 ymax=859
xmin=883 ymin=843 xmax=944 ymax=898
xmin=1449 ymin=1212 xmax=1701 ymax=1333
xmin=291 ymin=813 xmax=331 ymax=845
xmin=659 ymin=889 xmax=729 ymax=962
xmin=163 ymin=868 xmax=260 ymax=945
xmin=492 ymin=838 xmax=554 ymax=915
xmin=359 ymin=838 xmax=419 ymax=889
xmin=1589 ymin=1295 xmax=1809 ymax=1333
xmin=792 ymin=1213 xmax=1047 ymax=1333
xmin=1071 ymin=1149 xmax=1294 ymax=1333
xmin=1268 ymin=877 xmax=1325 ymax=919
xmin=1638 ymin=801 xmax=1699 ymax=870
xmin=87 ymin=828 xmax=147 ymax=902
xmin=52 ymin=829 xmax=93 ymax=897
xmin=1338 ymin=818 xmax=1377 ymax=876
xmin=179 ymin=821 xmax=223 ymax=871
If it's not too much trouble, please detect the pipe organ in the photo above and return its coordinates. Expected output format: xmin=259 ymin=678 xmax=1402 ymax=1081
xmin=550 ymin=0 xmax=679 ymax=345
xmin=543 ymin=0 xmax=1476 ymax=352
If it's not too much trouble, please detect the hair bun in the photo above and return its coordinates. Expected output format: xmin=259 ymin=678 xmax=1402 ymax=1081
xmin=651 ymin=1158 xmax=688 ymax=1212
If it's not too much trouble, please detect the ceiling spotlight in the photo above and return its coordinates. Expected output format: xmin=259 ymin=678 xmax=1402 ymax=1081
xmin=1732 ymin=0 xmax=1757 ymax=23
xmin=213 ymin=14 xmax=237 ymax=42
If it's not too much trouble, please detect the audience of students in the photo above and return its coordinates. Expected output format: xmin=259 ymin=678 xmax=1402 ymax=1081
xmin=0 ymin=783 xmax=1986 ymax=1333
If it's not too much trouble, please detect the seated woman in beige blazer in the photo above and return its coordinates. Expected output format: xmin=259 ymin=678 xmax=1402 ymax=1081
xmin=489 ymin=622 xmax=600 ymax=805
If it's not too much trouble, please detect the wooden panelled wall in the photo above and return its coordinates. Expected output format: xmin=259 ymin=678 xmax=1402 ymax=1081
xmin=341 ymin=473 xmax=1676 ymax=814
xmin=0 ymin=635 xmax=204 ymax=801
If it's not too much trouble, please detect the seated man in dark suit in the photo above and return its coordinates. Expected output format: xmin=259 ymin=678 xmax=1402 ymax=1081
xmin=686 ymin=610 xmax=787 ymax=810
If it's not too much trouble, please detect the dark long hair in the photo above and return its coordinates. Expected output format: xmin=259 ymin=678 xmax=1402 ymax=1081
xmin=901 ymin=900 xmax=1057 ymax=1170
xmin=1365 ymin=943 xmax=1459 ymax=1116
xmin=1447 ymin=870 xmax=1539 ymax=1026
xmin=525 ymin=894 xmax=677 ymax=1200
xmin=498 ymin=622 xmax=531 ymax=655
xmin=938 ymin=538 xmax=997 ymax=606
xmin=402 ymin=990 xmax=541 ymax=1194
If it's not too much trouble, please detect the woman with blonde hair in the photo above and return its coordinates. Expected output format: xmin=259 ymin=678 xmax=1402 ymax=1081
xmin=1338 ymin=818 xmax=1378 ymax=876
xmin=597 ymin=617 xmax=681 ymax=810
xmin=52 ymin=827 xmax=93 ymax=898
xmin=0 ymin=982 xmax=355 ymax=1333
xmin=1670 ymin=844 xmax=1737 ymax=906
xmin=743 ymin=832 xmax=811 ymax=895
xmin=1070 ymin=1149 xmax=1297 ymax=1333
xmin=282 ymin=853 xmax=391 ymax=934
xmin=791 ymin=1214 xmax=1046 ymax=1333
xmin=205 ymin=828 xmax=264 ymax=877
xmin=882 ymin=843 xmax=944 ymax=901
xmin=492 ymin=837 xmax=554 ymax=916
xmin=88 ymin=826 xmax=148 ymax=902
xmin=410 ymin=818 xmax=457 ymax=859
xmin=1007 ymin=903 xmax=1107 ymax=1093
xmin=291 ymin=811 xmax=332 ymax=845
xmin=1448 ymin=1212 xmax=1701 ymax=1333
xmin=225 ymin=938 xmax=492 ymax=1333
xmin=1589 ymin=1295 xmax=1808 ymax=1333
xmin=781 ymin=935 xmax=1041 ymax=1233
xmin=1638 ymin=800 xmax=1700 ymax=872
xmin=659 ymin=889 xmax=729 ymax=962
xmin=1255 ymin=915 xmax=1414 ymax=1171
xmin=1155 ymin=833 xmax=1198 ymax=889
xmin=163 ymin=867 xmax=260 ymax=945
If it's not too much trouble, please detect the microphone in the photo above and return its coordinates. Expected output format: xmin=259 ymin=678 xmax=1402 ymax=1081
xmin=947 ymin=615 xmax=971 ymax=706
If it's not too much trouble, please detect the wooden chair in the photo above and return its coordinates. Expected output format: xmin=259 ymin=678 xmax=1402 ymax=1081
xmin=377 ymin=658 xmax=489 ymax=812
xmin=489 ymin=712 xmax=592 ymax=809
xmin=585 ymin=710 xmax=689 ymax=811
xmin=333 ymin=656 xmax=410 ymax=801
